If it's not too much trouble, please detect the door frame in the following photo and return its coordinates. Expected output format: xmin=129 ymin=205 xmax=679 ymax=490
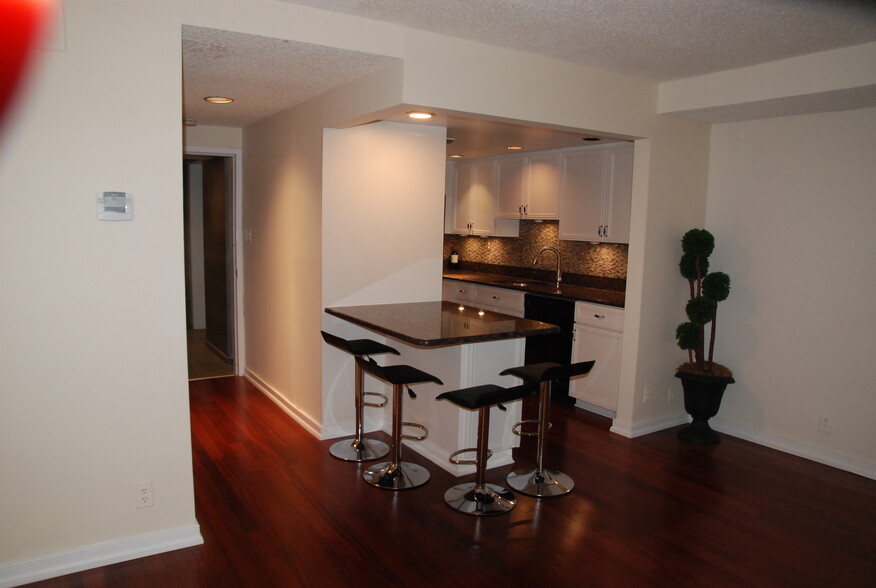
xmin=184 ymin=145 xmax=245 ymax=375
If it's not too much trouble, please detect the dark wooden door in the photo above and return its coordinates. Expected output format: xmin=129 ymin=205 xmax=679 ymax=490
xmin=202 ymin=156 xmax=233 ymax=361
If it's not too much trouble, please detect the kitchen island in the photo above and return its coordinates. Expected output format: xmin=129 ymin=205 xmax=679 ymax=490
xmin=324 ymin=301 xmax=559 ymax=475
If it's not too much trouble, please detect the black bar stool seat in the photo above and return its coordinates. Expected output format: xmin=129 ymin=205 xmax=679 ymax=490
xmin=436 ymin=383 xmax=535 ymax=516
xmin=355 ymin=357 xmax=443 ymax=490
xmin=500 ymin=361 xmax=595 ymax=497
xmin=321 ymin=331 xmax=399 ymax=462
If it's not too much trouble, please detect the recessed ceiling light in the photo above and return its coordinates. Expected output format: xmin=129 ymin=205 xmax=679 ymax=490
xmin=448 ymin=154 xmax=464 ymax=159
xmin=407 ymin=110 xmax=434 ymax=119
xmin=507 ymin=146 xmax=523 ymax=150
xmin=204 ymin=96 xmax=233 ymax=104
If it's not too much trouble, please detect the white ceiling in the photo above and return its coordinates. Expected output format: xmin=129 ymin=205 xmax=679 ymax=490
xmin=182 ymin=0 xmax=876 ymax=158
xmin=283 ymin=0 xmax=876 ymax=81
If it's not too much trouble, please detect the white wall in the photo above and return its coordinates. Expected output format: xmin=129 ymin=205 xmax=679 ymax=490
xmin=0 ymin=0 xmax=200 ymax=578
xmin=184 ymin=125 xmax=243 ymax=151
xmin=321 ymin=121 xmax=446 ymax=435
xmin=240 ymin=98 xmax=326 ymax=433
xmin=321 ymin=122 xmax=446 ymax=307
xmin=705 ymin=107 xmax=876 ymax=477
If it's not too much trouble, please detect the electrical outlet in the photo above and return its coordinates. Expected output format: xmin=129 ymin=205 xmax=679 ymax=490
xmin=819 ymin=415 xmax=831 ymax=433
xmin=668 ymin=387 xmax=675 ymax=404
xmin=136 ymin=481 xmax=154 ymax=508
xmin=643 ymin=387 xmax=651 ymax=403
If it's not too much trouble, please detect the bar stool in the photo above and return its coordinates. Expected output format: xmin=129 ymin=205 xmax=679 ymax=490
xmin=321 ymin=331 xmax=400 ymax=462
xmin=355 ymin=357 xmax=443 ymax=490
xmin=436 ymin=383 xmax=535 ymax=516
xmin=500 ymin=361 xmax=595 ymax=497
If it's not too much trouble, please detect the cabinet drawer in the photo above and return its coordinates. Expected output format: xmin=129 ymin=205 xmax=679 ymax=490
xmin=575 ymin=301 xmax=624 ymax=331
xmin=472 ymin=285 xmax=525 ymax=316
xmin=443 ymin=279 xmax=473 ymax=302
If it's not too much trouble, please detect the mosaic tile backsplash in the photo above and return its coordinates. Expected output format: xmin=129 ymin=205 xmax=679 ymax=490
xmin=444 ymin=221 xmax=627 ymax=292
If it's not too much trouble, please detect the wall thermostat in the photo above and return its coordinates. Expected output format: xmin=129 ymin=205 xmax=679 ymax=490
xmin=97 ymin=191 xmax=133 ymax=221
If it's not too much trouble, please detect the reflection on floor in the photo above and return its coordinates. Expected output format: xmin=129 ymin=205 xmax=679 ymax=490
xmin=186 ymin=329 xmax=234 ymax=380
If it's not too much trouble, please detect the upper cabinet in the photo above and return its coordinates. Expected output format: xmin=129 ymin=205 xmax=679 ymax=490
xmin=495 ymin=153 xmax=561 ymax=220
xmin=450 ymin=159 xmax=497 ymax=236
xmin=559 ymin=144 xmax=634 ymax=243
xmin=444 ymin=143 xmax=633 ymax=241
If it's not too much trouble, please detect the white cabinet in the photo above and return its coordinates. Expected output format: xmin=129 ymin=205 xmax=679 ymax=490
xmin=442 ymin=279 xmax=524 ymax=317
xmin=559 ymin=144 xmax=633 ymax=243
xmin=495 ymin=153 xmax=561 ymax=220
xmin=442 ymin=279 xmax=473 ymax=303
xmin=495 ymin=157 xmax=526 ymax=218
xmin=451 ymin=160 xmax=496 ymax=235
xmin=570 ymin=301 xmax=624 ymax=412
xmin=471 ymin=284 xmax=524 ymax=317
xmin=526 ymin=152 xmax=563 ymax=219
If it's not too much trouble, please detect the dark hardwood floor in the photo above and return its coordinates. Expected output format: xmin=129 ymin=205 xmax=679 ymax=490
xmin=26 ymin=376 xmax=876 ymax=587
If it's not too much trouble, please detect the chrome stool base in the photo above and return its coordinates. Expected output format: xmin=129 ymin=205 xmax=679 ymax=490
xmin=363 ymin=461 xmax=430 ymax=490
xmin=444 ymin=482 xmax=516 ymax=516
xmin=507 ymin=467 xmax=574 ymax=497
xmin=329 ymin=437 xmax=389 ymax=462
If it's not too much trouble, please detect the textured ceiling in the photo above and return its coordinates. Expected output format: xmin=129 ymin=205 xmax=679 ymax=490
xmin=182 ymin=26 xmax=399 ymax=128
xmin=182 ymin=1 xmax=876 ymax=156
xmin=283 ymin=0 xmax=876 ymax=81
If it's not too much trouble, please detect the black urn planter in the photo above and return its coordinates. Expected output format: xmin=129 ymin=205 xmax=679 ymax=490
xmin=675 ymin=371 xmax=735 ymax=445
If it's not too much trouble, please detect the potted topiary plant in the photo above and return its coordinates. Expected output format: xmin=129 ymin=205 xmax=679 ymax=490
xmin=675 ymin=228 xmax=733 ymax=444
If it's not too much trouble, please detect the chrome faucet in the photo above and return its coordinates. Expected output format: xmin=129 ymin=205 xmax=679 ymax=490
xmin=532 ymin=246 xmax=562 ymax=290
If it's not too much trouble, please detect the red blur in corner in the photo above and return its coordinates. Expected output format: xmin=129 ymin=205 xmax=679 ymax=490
xmin=0 ymin=0 xmax=53 ymax=125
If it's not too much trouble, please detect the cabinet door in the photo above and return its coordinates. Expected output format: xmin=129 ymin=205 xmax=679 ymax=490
xmin=570 ymin=324 xmax=622 ymax=411
xmin=525 ymin=152 xmax=561 ymax=219
xmin=602 ymin=146 xmax=633 ymax=244
xmin=559 ymin=149 xmax=606 ymax=241
xmin=495 ymin=156 xmax=527 ymax=219
xmin=452 ymin=160 xmax=495 ymax=235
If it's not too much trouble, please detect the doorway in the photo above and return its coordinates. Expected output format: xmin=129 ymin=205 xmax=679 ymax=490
xmin=184 ymin=154 xmax=236 ymax=379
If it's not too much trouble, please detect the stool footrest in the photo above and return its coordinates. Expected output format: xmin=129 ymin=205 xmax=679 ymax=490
xmin=512 ymin=418 xmax=547 ymax=437
xmin=400 ymin=421 xmax=427 ymax=441
xmin=362 ymin=391 xmax=388 ymax=408
xmin=449 ymin=447 xmax=493 ymax=466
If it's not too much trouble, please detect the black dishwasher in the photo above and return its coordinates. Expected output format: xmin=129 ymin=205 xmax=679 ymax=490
xmin=524 ymin=293 xmax=576 ymax=403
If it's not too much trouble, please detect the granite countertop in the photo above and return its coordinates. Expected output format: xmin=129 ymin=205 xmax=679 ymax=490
xmin=325 ymin=300 xmax=560 ymax=347
xmin=443 ymin=271 xmax=625 ymax=308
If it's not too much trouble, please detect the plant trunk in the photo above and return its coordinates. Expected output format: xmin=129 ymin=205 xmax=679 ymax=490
xmin=695 ymin=324 xmax=705 ymax=369
xmin=708 ymin=312 xmax=717 ymax=368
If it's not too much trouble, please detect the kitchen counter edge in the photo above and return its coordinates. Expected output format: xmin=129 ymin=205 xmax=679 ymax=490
xmin=443 ymin=272 xmax=625 ymax=308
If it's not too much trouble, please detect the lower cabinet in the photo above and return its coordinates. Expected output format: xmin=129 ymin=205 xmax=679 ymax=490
xmin=570 ymin=301 xmax=624 ymax=412
xmin=443 ymin=281 xmax=623 ymax=412
xmin=443 ymin=279 xmax=524 ymax=317
xmin=442 ymin=278 xmax=474 ymax=303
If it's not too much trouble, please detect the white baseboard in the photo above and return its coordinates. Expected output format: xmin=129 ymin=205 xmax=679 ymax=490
xmin=711 ymin=418 xmax=876 ymax=481
xmin=0 ymin=525 xmax=202 ymax=588
xmin=574 ymin=399 xmax=617 ymax=419
xmin=610 ymin=412 xmax=689 ymax=438
xmin=245 ymin=368 xmax=322 ymax=439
